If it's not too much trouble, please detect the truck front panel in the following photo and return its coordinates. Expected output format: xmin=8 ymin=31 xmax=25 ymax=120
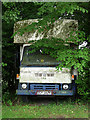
xmin=16 ymin=45 xmax=77 ymax=96
xmin=20 ymin=67 xmax=71 ymax=83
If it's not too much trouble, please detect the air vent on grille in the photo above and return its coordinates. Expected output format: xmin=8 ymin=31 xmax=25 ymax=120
xmin=30 ymin=84 xmax=59 ymax=90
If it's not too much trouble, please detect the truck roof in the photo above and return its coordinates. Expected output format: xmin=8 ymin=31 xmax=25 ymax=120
xmin=14 ymin=19 xmax=78 ymax=43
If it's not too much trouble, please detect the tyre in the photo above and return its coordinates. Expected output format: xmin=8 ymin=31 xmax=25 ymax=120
xmin=21 ymin=95 xmax=29 ymax=103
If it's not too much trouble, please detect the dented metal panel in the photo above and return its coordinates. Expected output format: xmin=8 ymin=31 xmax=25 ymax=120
xmin=14 ymin=19 xmax=78 ymax=43
xmin=20 ymin=67 xmax=71 ymax=83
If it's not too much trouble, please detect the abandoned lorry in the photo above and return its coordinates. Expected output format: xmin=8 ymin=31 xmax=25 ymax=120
xmin=14 ymin=19 xmax=78 ymax=97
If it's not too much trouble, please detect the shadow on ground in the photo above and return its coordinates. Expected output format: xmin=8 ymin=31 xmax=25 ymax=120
xmin=19 ymin=95 xmax=73 ymax=106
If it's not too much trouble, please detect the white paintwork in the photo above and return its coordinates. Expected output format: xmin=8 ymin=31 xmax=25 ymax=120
xmin=79 ymin=41 xmax=88 ymax=49
xmin=20 ymin=46 xmax=23 ymax=61
xmin=20 ymin=67 xmax=71 ymax=83
xmin=19 ymin=44 xmax=72 ymax=84
xmin=20 ymin=44 xmax=31 ymax=61
xmin=14 ymin=19 xmax=78 ymax=43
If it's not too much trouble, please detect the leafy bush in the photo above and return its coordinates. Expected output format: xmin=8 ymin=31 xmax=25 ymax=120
xmin=76 ymin=65 xmax=89 ymax=100
xmin=2 ymin=91 xmax=11 ymax=104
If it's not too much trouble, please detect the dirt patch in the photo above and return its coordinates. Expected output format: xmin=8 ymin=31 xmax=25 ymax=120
xmin=49 ymin=114 xmax=65 ymax=118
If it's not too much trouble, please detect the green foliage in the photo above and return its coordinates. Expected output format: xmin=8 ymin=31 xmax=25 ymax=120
xmin=0 ymin=62 xmax=7 ymax=67
xmin=2 ymin=90 xmax=17 ymax=106
xmin=31 ymin=3 xmax=89 ymax=100
xmin=2 ymin=91 xmax=11 ymax=104
xmin=35 ymin=3 xmax=88 ymax=16
xmin=28 ymin=31 xmax=89 ymax=72
xmin=76 ymin=64 xmax=89 ymax=100
xmin=2 ymin=3 xmax=20 ymax=23
xmin=2 ymin=2 xmax=41 ymax=102
xmin=2 ymin=2 xmax=89 ymax=101
xmin=6 ymin=100 xmax=13 ymax=106
xmin=28 ymin=30 xmax=89 ymax=100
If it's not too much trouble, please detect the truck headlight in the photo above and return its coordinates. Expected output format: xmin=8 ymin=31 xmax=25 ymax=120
xmin=22 ymin=84 xmax=27 ymax=89
xmin=63 ymin=84 xmax=69 ymax=90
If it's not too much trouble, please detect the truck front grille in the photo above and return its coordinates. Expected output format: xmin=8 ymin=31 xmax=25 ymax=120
xmin=30 ymin=84 xmax=59 ymax=90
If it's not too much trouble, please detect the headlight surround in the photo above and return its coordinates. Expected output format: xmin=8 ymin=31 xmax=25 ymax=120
xmin=63 ymin=84 xmax=69 ymax=90
xmin=22 ymin=84 xmax=27 ymax=89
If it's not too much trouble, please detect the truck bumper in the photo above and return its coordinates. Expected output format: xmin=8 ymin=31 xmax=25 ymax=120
xmin=16 ymin=89 xmax=74 ymax=96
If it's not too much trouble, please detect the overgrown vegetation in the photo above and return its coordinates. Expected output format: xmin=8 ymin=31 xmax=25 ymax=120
xmin=2 ymin=2 xmax=41 ymax=103
xmin=2 ymin=2 xmax=90 ymax=104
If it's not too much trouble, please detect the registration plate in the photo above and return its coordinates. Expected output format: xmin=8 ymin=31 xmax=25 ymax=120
xmin=37 ymin=91 xmax=52 ymax=95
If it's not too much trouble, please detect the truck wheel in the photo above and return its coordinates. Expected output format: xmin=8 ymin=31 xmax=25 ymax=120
xmin=71 ymin=95 xmax=76 ymax=103
xmin=21 ymin=95 xmax=29 ymax=103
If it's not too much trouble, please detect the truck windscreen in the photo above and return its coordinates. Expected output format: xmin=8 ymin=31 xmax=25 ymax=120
xmin=21 ymin=46 xmax=59 ymax=67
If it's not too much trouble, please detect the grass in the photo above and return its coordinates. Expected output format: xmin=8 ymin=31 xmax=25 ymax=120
xmin=2 ymin=97 xmax=88 ymax=118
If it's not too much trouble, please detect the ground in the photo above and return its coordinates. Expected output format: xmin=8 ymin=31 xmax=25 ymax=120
xmin=2 ymin=96 xmax=88 ymax=119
